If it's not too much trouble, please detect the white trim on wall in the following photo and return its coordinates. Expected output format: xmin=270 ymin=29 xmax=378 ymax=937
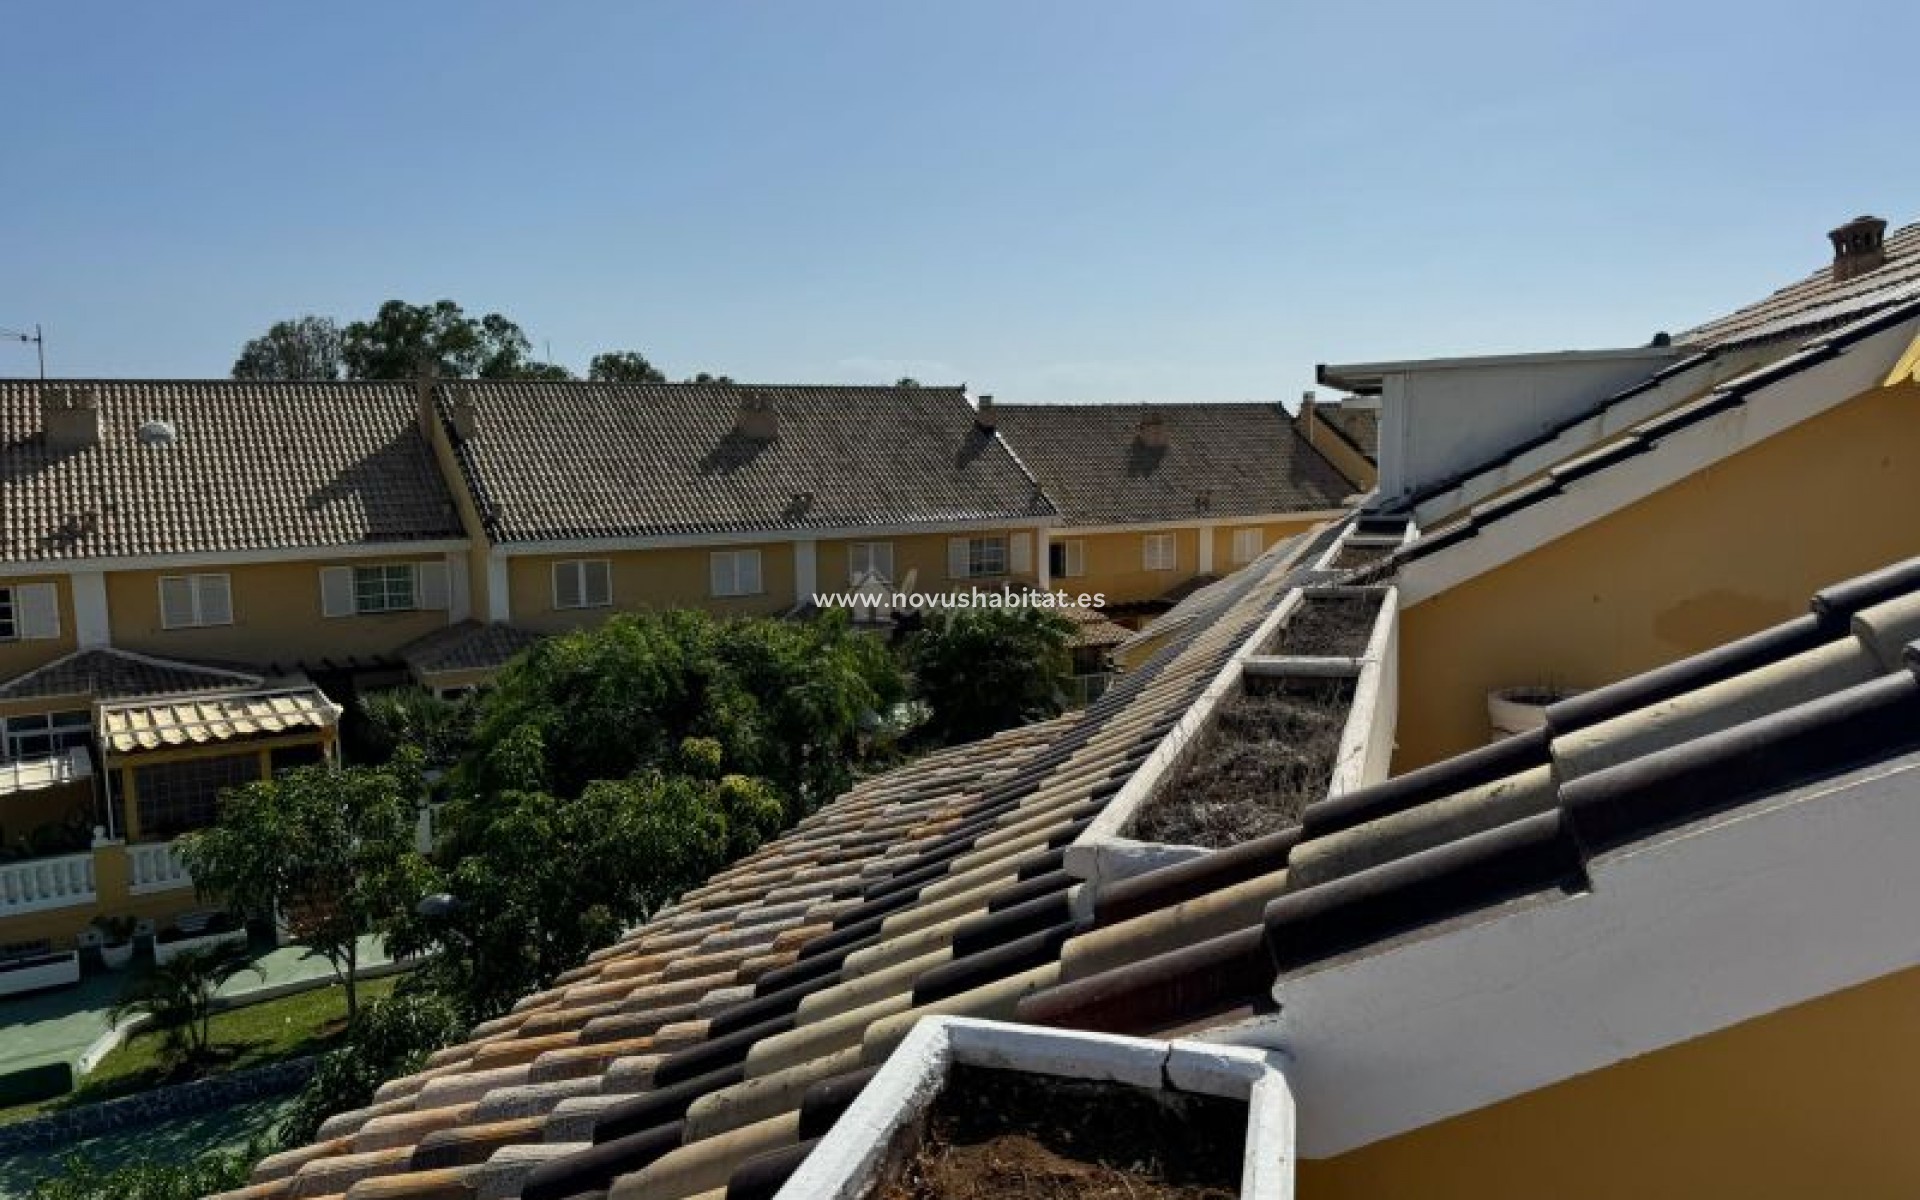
xmin=70 ymin=572 xmax=110 ymax=648
xmin=494 ymin=516 xmax=1055 ymax=557
xmin=0 ymin=539 xmax=471 ymax=580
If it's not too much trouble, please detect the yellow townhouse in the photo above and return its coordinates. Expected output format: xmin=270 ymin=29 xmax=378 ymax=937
xmin=1321 ymin=212 xmax=1920 ymax=768
xmin=989 ymin=399 xmax=1362 ymax=620
xmin=0 ymin=379 xmax=475 ymax=968
xmin=415 ymin=379 xmax=1058 ymax=643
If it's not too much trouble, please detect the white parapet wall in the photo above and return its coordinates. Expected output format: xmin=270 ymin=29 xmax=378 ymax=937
xmin=778 ymin=1015 xmax=1296 ymax=1200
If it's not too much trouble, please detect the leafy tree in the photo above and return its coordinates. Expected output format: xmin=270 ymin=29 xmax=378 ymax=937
xmin=30 ymin=1145 xmax=258 ymax=1200
xmin=463 ymin=609 xmax=902 ymax=813
xmin=107 ymin=947 xmax=262 ymax=1065
xmin=394 ymin=750 xmax=785 ymax=1018
xmin=894 ymin=376 xmax=921 ymax=387
xmin=512 ymin=360 xmax=576 ymax=381
xmin=686 ymin=371 xmax=735 ymax=385
xmin=342 ymin=300 xmax=540 ymax=380
xmin=277 ymin=989 xmax=465 ymax=1147
xmin=357 ymin=687 xmax=478 ymax=768
xmin=906 ymin=606 xmax=1075 ymax=743
xmin=231 ymin=316 xmax=346 ymax=381
xmin=179 ymin=756 xmax=432 ymax=1019
xmin=589 ymin=351 xmax=667 ymax=382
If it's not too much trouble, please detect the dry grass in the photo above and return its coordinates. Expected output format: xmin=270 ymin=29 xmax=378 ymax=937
xmin=1268 ymin=593 xmax=1382 ymax=657
xmin=1130 ymin=677 xmax=1355 ymax=847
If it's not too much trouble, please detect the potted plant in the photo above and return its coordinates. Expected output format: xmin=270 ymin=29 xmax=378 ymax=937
xmin=93 ymin=915 xmax=136 ymax=970
xmin=1488 ymin=683 xmax=1585 ymax=740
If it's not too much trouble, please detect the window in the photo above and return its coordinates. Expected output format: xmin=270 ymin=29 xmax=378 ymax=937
xmin=1144 ymin=533 xmax=1178 ymax=571
xmin=710 ymin=549 xmax=763 ymax=597
xmin=159 ymin=574 xmax=233 ymax=629
xmin=1 ymin=710 xmax=90 ymax=762
xmin=553 ymin=560 xmax=613 ymax=609
xmin=848 ymin=542 xmax=895 ymax=586
xmin=134 ymin=753 xmax=262 ymax=839
xmin=950 ymin=536 xmax=1009 ymax=580
xmin=0 ymin=583 xmax=59 ymax=641
xmin=320 ymin=562 xmax=450 ymax=617
xmin=1231 ymin=528 xmax=1264 ymax=565
xmin=1049 ymin=540 xmax=1086 ymax=579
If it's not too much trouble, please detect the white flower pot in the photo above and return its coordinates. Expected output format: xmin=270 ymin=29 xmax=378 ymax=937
xmin=98 ymin=941 xmax=134 ymax=970
xmin=1488 ymin=686 xmax=1582 ymax=741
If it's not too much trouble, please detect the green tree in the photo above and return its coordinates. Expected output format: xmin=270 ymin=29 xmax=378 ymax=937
xmin=589 ymin=350 xmax=667 ymax=382
xmin=894 ymin=376 xmax=921 ymax=387
xmin=357 ymin=687 xmax=478 ymax=768
xmin=106 ymin=947 xmax=262 ymax=1065
xmin=179 ymin=756 xmax=432 ymax=1019
xmin=907 ymin=606 xmax=1075 ymax=743
xmin=30 ymin=1146 xmax=258 ymax=1200
xmin=277 ymin=989 xmax=465 ymax=1147
xmin=342 ymin=300 xmax=540 ymax=380
xmin=231 ymin=315 xmax=346 ymax=381
xmin=686 ymin=371 xmax=734 ymax=384
xmin=394 ymin=752 xmax=784 ymax=1018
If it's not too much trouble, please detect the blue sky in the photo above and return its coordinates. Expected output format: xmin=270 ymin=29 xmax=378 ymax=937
xmin=3 ymin=1 xmax=1916 ymax=400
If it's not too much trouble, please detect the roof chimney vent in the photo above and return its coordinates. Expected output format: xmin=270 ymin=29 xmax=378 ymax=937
xmin=449 ymin=388 xmax=479 ymax=441
xmin=1829 ymin=214 xmax=1888 ymax=283
xmin=41 ymin=386 xmax=102 ymax=451
xmin=137 ymin=419 xmax=178 ymax=448
xmin=735 ymin=390 xmax=779 ymax=441
xmin=974 ymin=393 xmax=996 ymax=431
xmin=1135 ymin=408 xmax=1170 ymax=450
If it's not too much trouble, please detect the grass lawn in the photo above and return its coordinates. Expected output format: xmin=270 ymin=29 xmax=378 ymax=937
xmin=0 ymin=973 xmax=399 ymax=1127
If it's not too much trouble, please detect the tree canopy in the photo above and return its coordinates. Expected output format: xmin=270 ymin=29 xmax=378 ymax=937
xmin=589 ymin=350 xmax=667 ymax=382
xmin=231 ymin=315 xmax=346 ymax=381
xmin=906 ymin=606 xmax=1076 ymax=743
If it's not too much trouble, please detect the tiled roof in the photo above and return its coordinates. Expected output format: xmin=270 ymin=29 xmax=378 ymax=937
xmin=399 ymin=621 xmax=544 ymax=678
xmin=1315 ymin=404 xmax=1379 ymax=462
xmin=97 ymin=686 xmax=340 ymax=754
xmin=219 ymin=526 xmax=1345 ymax=1200
xmin=0 ymin=380 xmax=464 ymax=564
xmin=1015 ymin=554 xmax=1920 ymax=1036
xmin=1679 ymin=219 xmax=1920 ymax=349
xmin=0 ymin=647 xmax=261 ymax=702
xmin=990 ymin=403 xmax=1353 ymax=527
xmin=436 ymin=383 xmax=1055 ymax=544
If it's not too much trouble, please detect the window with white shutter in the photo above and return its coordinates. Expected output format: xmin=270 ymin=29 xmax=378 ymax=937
xmin=160 ymin=574 xmax=233 ymax=628
xmin=848 ymin=542 xmax=894 ymax=586
xmin=553 ymin=560 xmax=612 ymax=609
xmin=1048 ymin=540 xmax=1087 ymax=579
xmin=1010 ymin=533 xmax=1032 ymax=575
xmin=13 ymin=583 xmax=59 ymax=640
xmin=1143 ymin=533 xmax=1178 ymax=571
xmin=320 ymin=567 xmax=355 ymax=618
xmin=710 ymin=550 xmax=763 ymax=597
xmin=1231 ymin=528 xmax=1264 ymax=565
xmin=415 ymin=561 xmax=452 ymax=611
xmin=951 ymin=536 xmax=1009 ymax=579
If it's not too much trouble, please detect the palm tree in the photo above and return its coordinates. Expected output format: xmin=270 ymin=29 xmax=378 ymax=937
xmin=108 ymin=947 xmax=262 ymax=1065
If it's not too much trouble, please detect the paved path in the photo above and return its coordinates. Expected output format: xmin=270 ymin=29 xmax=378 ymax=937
xmin=0 ymin=934 xmax=392 ymax=1075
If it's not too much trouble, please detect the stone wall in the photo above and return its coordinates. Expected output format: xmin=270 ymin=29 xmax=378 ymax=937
xmin=0 ymin=1055 xmax=314 ymax=1154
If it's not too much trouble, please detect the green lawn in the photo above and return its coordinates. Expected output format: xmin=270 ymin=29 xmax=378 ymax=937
xmin=0 ymin=973 xmax=398 ymax=1127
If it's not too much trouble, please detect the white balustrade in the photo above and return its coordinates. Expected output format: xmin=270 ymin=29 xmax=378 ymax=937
xmin=128 ymin=839 xmax=195 ymax=895
xmin=0 ymin=851 xmax=97 ymax=917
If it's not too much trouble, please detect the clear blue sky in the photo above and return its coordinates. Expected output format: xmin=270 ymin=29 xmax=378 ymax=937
xmin=3 ymin=1 xmax=1916 ymax=400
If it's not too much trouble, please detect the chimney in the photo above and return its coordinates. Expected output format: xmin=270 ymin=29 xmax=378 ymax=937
xmin=1299 ymin=390 xmax=1318 ymax=447
xmin=735 ymin=390 xmax=779 ymax=440
xmin=1829 ymin=215 xmax=1888 ymax=283
xmin=41 ymin=386 xmax=102 ymax=451
xmin=975 ymin=394 xmax=996 ymax=431
xmin=413 ymin=356 xmax=439 ymax=443
xmin=449 ymin=386 xmax=479 ymax=441
xmin=1135 ymin=407 xmax=1170 ymax=449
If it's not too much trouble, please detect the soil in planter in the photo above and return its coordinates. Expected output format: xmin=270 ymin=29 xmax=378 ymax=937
xmin=877 ymin=1064 xmax=1243 ymax=1200
xmin=1268 ymin=592 xmax=1382 ymax=657
xmin=1329 ymin=542 xmax=1393 ymax=570
xmin=1130 ymin=676 xmax=1355 ymax=847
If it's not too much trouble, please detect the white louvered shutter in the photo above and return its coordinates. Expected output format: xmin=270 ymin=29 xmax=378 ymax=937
xmin=554 ymin=562 xmax=583 ymax=609
xmin=416 ymin=562 xmax=452 ymax=611
xmin=196 ymin=575 xmax=233 ymax=625
xmin=740 ymin=551 xmax=763 ymax=595
xmin=1010 ymin=533 xmax=1032 ymax=575
xmin=1066 ymin=541 xmax=1086 ymax=577
xmin=320 ymin=567 xmax=355 ymax=618
xmin=710 ymin=553 xmax=732 ymax=597
xmin=583 ymin=561 xmax=612 ymax=606
xmin=16 ymin=583 xmax=59 ymax=640
xmin=159 ymin=577 xmax=196 ymax=629
xmin=948 ymin=538 xmax=970 ymax=580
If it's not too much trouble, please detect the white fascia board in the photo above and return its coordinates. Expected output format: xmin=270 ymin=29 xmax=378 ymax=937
xmin=1324 ymin=345 xmax=1681 ymax=388
xmin=0 ymin=539 xmax=472 ymax=580
xmin=1062 ymin=511 xmax=1349 ymax=538
xmin=1399 ymin=315 xmax=1920 ymax=608
xmin=493 ymin=516 xmax=1056 ymax=557
xmin=1207 ymin=752 xmax=1920 ymax=1159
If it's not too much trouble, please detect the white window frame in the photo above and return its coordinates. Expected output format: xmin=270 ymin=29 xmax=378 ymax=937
xmin=1049 ymin=539 xmax=1087 ymax=579
xmin=552 ymin=559 xmax=613 ymax=610
xmin=964 ymin=536 xmax=1009 ymax=579
xmin=1144 ymin=532 xmax=1178 ymax=571
xmin=710 ymin=549 xmax=764 ymax=598
xmin=1231 ymin=528 xmax=1264 ymax=565
xmin=353 ymin=564 xmax=418 ymax=614
xmin=0 ymin=587 xmax=13 ymax=642
xmin=159 ymin=573 xmax=233 ymax=629
xmin=0 ymin=583 xmax=59 ymax=641
xmin=848 ymin=542 xmax=895 ymax=587
xmin=1 ymin=710 xmax=90 ymax=763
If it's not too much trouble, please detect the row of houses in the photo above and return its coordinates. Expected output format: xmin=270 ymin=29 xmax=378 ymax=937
xmin=222 ymin=213 xmax=1920 ymax=1199
xmin=0 ymin=369 xmax=1373 ymax=955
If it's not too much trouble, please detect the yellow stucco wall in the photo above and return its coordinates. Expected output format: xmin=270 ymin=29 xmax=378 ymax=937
xmin=0 ymin=574 xmax=77 ymax=684
xmin=104 ymin=555 xmax=454 ymax=669
xmin=1058 ymin=528 xmax=1200 ymax=605
xmin=1208 ymin=517 xmax=1328 ymax=578
xmin=816 ymin=531 xmax=1039 ymax=597
xmin=1394 ymin=380 xmax=1920 ymax=770
xmin=507 ymin=544 xmax=799 ymax=632
xmin=1301 ymin=961 xmax=1920 ymax=1199
xmin=1300 ymin=410 xmax=1378 ymax=490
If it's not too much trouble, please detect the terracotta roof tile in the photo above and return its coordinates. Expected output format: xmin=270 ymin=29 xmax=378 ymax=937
xmin=1681 ymin=218 xmax=1920 ymax=348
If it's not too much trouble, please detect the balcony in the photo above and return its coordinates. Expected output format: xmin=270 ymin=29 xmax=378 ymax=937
xmin=0 ymin=851 xmax=96 ymax=919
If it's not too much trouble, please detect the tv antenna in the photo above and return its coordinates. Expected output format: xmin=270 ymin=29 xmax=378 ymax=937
xmin=1 ymin=324 xmax=45 ymax=379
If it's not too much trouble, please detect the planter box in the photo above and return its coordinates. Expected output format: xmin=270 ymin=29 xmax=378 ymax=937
xmin=152 ymin=924 xmax=248 ymax=966
xmin=779 ymin=1016 xmax=1295 ymax=1200
xmin=0 ymin=949 xmax=81 ymax=997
